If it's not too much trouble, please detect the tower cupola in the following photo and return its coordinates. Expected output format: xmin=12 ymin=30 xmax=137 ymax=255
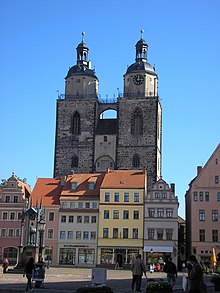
xmin=135 ymin=29 xmax=148 ymax=63
xmin=76 ymin=32 xmax=89 ymax=67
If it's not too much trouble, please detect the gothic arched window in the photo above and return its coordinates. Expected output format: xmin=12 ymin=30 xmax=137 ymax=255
xmin=132 ymin=154 xmax=140 ymax=168
xmin=131 ymin=107 xmax=143 ymax=135
xmin=71 ymin=156 xmax=79 ymax=168
xmin=72 ymin=112 xmax=80 ymax=135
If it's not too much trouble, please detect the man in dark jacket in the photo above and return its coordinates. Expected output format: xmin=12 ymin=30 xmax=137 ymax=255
xmin=131 ymin=254 xmax=147 ymax=292
xmin=163 ymin=257 xmax=178 ymax=288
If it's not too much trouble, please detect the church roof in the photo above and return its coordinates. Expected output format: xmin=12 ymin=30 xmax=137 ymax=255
xmin=66 ymin=65 xmax=97 ymax=79
xmin=126 ymin=61 xmax=157 ymax=75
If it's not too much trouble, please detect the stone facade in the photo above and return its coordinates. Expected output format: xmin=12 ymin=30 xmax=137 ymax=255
xmin=54 ymin=33 xmax=162 ymax=190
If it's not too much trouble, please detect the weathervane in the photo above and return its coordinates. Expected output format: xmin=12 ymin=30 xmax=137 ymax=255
xmin=140 ymin=29 xmax=144 ymax=39
xmin=82 ymin=32 xmax=85 ymax=42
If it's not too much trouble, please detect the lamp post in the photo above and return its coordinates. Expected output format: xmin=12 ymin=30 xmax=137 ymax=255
xmin=150 ymin=248 xmax=154 ymax=273
xmin=38 ymin=220 xmax=46 ymax=262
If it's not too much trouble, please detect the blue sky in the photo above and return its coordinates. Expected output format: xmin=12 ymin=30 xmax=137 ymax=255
xmin=0 ymin=0 xmax=220 ymax=218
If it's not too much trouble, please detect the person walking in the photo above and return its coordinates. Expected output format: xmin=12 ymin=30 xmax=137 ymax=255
xmin=187 ymin=255 xmax=203 ymax=293
xmin=2 ymin=258 xmax=9 ymax=273
xmin=131 ymin=254 xmax=147 ymax=292
xmin=23 ymin=257 xmax=35 ymax=292
xmin=163 ymin=257 xmax=178 ymax=288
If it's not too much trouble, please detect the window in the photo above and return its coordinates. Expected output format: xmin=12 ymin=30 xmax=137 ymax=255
xmin=78 ymin=202 xmax=83 ymax=208
xmin=212 ymin=230 xmax=218 ymax=242
xmin=155 ymin=193 xmax=160 ymax=198
xmin=199 ymin=210 xmax=205 ymax=221
xmin=84 ymin=216 xmax=89 ymax=223
xmin=131 ymin=107 xmax=143 ymax=135
xmin=49 ymin=212 xmax=54 ymax=221
xmin=157 ymin=229 xmax=163 ymax=240
xmin=16 ymin=229 xmax=20 ymax=237
xmin=134 ymin=193 xmax=139 ymax=202
xmin=67 ymin=231 xmax=73 ymax=239
xmin=91 ymin=231 xmax=96 ymax=239
xmin=60 ymin=231 xmax=65 ymax=239
xmin=8 ymin=229 xmax=13 ymax=237
xmin=72 ymin=111 xmax=80 ymax=135
xmin=71 ymin=156 xmax=79 ymax=168
xmin=205 ymin=192 xmax=209 ymax=202
xmin=61 ymin=202 xmax=67 ymax=209
xmin=104 ymin=136 xmax=107 ymax=142
xmin=193 ymin=192 xmax=198 ymax=201
xmin=148 ymin=229 xmax=154 ymax=240
xmin=1 ymin=229 xmax=6 ymax=237
xmin=162 ymin=192 xmax=167 ymax=198
xmin=105 ymin=192 xmax=110 ymax=202
xmin=166 ymin=229 xmax=173 ymax=240
xmin=91 ymin=216 xmax=97 ymax=223
xmin=10 ymin=212 xmax=15 ymax=220
xmin=212 ymin=210 xmax=218 ymax=221
xmin=5 ymin=196 xmax=10 ymax=203
xmin=85 ymin=202 xmax=90 ymax=208
xmin=61 ymin=215 xmax=66 ymax=222
xmin=70 ymin=202 xmax=76 ymax=209
xmin=132 ymin=228 xmax=138 ymax=239
xmin=83 ymin=231 xmax=89 ymax=240
xmin=217 ymin=192 xmax=220 ymax=202
xmin=123 ymin=228 xmax=128 ymax=239
xmin=77 ymin=216 xmax=82 ymax=223
xmin=123 ymin=210 xmax=129 ymax=219
xmin=92 ymin=202 xmax=97 ymax=209
xmin=104 ymin=210 xmax=109 ymax=219
xmin=72 ymin=182 xmax=78 ymax=190
xmin=133 ymin=211 xmax=139 ymax=220
xmin=113 ymin=210 xmax=119 ymax=219
xmin=113 ymin=228 xmax=119 ymax=238
xmin=166 ymin=209 xmax=173 ymax=218
xmin=76 ymin=231 xmax=81 ymax=239
xmin=14 ymin=196 xmax=18 ymax=203
xmin=157 ymin=208 xmax=164 ymax=218
xmin=148 ymin=208 xmax=155 ymax=217
xmin=48 ymin=229 xmax=54 ymax=239
xmin=88 ymin=182 xmax=95 ymax=190
xmin=103 ymin=228 xmax=109 ymax=238
xmin=3 ymin=212 xmax=7 ymax=220
xmin=114 ymin=193 xmax=119 ymax=202
xmin=215 ymin=176 xmax=219 ymax=184
xmin=124 ymin=193 xmax=129 ymax=202
xmin=199 ymin=229 xmax=205 ymax=242
xmin=199 ymin=192 xmax=204 ymax=201
xmin=69 ymin=215 xmax=74 ymax=223
xmin=18 ymin=212 xmax=22 ymax=220
xmin=132 ymin=154 xmax=140 ymax=168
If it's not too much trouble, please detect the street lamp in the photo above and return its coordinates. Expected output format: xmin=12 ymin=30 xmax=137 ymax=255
xmin=150 ymin=248 xmax=154 ymax=273
xmin=38 ymin=219 xmax=46 ymax=262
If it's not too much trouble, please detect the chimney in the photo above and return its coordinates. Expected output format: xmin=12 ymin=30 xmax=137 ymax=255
xmin=197 ymin=166 xmax=202 ymax=176
xmin=170 ymin=183 xmax=175 ymax=195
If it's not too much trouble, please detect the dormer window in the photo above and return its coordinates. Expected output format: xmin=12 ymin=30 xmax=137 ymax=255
xmin=71 ymin=182 xmax=78 ymax=190
xmin=88 ymin=182 xmax=95 ymax=190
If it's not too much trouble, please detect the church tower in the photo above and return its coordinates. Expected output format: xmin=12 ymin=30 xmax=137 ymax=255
xmin=117 ymin=30 xmax=162 ymax=188
xmin=54 ymin=33 xmax=99 ymax=177
xmin=54 ymin=31 xmax=162 ymax=190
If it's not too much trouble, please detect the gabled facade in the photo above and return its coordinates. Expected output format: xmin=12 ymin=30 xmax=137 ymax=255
xmin=0 ymin=173 xmax=31 ymax=264
xmin=97 ymin=169 xmax=146 ymax=268
xmin=185 ymin=143 xmax=220 ymax=268
xmin=144 ymin=178 xmax=179 ymax=269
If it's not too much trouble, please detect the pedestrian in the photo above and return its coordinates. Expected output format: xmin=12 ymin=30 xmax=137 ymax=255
xmin=163 ymin=257 xmax=178 ymax=288
xmin=187 ymin=255 xmax=203 ymax=293
xmin=23 ymin=257 xmax=35 ymax=292
xmin=131 ymin=254 xmax=147 ymax=292
xmin=2 ymin=258 xmax=9 ymax=273
xmin=156 ymin=263 xmax=161 ymax=272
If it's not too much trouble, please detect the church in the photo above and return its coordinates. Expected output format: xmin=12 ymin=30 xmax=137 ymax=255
xmin=54 ymin=31 xmax=162 ymax=190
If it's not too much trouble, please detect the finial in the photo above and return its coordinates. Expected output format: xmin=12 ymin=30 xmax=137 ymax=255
xmin=82 ymin=32 xmax=85 ymax=42
xmin=140 ymin=29 xmax=144 ymax=39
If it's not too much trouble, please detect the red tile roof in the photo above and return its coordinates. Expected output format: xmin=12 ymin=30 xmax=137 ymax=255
xmin=31 ymin=178 xmax=62 ymax=206
xmin=101 ymin=169 xmax=146 ymax=189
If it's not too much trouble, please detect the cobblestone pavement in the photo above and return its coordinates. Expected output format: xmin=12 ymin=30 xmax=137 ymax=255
xmin=0 ymin=267 xmax=215 ymax=293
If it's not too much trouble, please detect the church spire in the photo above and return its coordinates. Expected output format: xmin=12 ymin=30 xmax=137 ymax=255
xmin=76 ymin=32 xmax=89 ymax=67
xmin=135 ymin=29 xmax=148 ymax=63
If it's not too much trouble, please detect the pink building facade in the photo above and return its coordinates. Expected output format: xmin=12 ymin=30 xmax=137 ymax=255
xmin=185 ymin=143 xmax=220 ymax=268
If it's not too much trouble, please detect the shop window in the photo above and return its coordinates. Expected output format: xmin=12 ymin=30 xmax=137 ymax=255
xmin=78 ymin=249 xmax=95 ymax=264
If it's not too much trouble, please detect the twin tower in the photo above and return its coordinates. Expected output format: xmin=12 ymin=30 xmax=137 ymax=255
xmin=54 ymin=32 xmax=162 ymax=190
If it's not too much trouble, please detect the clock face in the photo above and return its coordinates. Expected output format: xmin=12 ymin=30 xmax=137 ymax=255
xmin=133 ymin=74 xmax=144 ymax=85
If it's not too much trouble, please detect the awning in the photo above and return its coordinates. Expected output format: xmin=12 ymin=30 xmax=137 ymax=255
xmin=144 ymin=246 xmax=173 ymax=253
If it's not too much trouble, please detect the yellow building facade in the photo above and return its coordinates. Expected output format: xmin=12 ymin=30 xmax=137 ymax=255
xmin=97 ymin=169 xmax=146 ymax=268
